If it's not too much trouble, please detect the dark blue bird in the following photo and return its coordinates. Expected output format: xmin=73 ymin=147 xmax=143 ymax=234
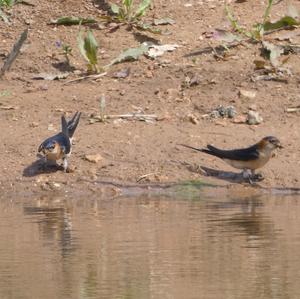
xmin=38 ymin=112 xmax=81 ymax=172
xmin=180 ymin=136 xmax=282 ymax=182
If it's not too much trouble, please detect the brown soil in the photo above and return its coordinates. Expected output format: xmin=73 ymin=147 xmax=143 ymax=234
xmin=1 ymin=0 xmax=300 ymax=196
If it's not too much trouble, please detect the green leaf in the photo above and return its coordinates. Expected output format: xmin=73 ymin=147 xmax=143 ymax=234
xmin=0 ymin=0 xmax=14 ymax=7
xmin=84 ymin=30 xmax=98 ymax=66
xmin=135 ymin=0 xmax=151 ymax=18
xmin=123 ymin=0 xmax=133 ymax=8
xmin=108 ymin=43 xmax=149 ymax=66
xmin=50 ymin=16 xmax=97 ymax=26
xmin=78 ymin=29 xmax=99 ymax=71
xmin=225 ymin=4 xmax=252 ymax=38
xmin=78 ymin=29 xmax=88 ymax=62
xmin=263 ymin=16 xmax=300 ymax=31
xmin=110 ymin=3 xmax=120 ymax=14
xmin=262 ymin=0 xmax=273 ymax=25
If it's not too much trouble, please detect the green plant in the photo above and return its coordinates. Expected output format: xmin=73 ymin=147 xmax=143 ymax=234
xmin=225 ymin=0 xmax=274 ymax=41
xmin=213 ymin=1 xmax=300 ymax=71
xmin=111 ymin=0 xmax=151 ymax=23
xmin=62 ymin=44 xmax=73 ymax=65
xmin=0 ymin=0 xmax=15 ymax=23
xmin=108 ymin=0 xmax=160 ymax=33
xmin=77 ymin=28 xmax=99 ymax=73
xmin=0 ymin=0 xmax=14 ymax=7
xmin=224 ymin=0 xmax=299 ymax=42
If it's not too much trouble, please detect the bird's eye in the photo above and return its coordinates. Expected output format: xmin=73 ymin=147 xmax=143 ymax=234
xmin=268 ymin=138 xmax=275 ymax=144
xmin=47 ymin=143 xmax=56 ymax=150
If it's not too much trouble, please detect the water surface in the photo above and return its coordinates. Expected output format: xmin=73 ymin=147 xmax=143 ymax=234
xmin=0 ymin=192 xmax=300 ymax=299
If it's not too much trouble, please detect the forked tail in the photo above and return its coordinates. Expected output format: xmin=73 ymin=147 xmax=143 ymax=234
xmin=67 ymin=112 xmax=81 ymax=138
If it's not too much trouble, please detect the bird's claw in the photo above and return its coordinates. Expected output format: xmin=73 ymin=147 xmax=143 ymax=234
xmin=248 ymin=173 xmax=264 ymax=184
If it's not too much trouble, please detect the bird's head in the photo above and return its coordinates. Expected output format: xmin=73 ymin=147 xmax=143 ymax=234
xmin=38 ymin=140 xmax=59 ymax=155
xmin=260 ymin=136 xmax=283 ymax=151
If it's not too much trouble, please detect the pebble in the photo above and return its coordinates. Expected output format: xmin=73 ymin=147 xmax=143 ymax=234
xmin=247 ymin=110 xmax=263 ymax=125
xmin=84 ymin=154 xmax=104 ymax=164
xmin=239 ymin=89 xmax=256 ymax=99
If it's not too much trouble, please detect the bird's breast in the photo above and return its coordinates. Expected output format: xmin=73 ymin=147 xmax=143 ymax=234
xmin=223 ymin=153 xmax=271 ymax=170
xmin=44 ymin=144 xmax=64 ymax=161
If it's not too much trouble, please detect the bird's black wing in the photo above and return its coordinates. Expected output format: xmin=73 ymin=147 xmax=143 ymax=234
xmin=55 ymin=133 xmax=71 ymax=154
xmin=206 ymin=144 xmax=259 ymax=161
xmin=67 ymin=112 xmax=81 ymax=138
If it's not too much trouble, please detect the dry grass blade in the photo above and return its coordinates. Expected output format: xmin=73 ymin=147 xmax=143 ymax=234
xmin=0 ymin=28 xmax=28 ymax=78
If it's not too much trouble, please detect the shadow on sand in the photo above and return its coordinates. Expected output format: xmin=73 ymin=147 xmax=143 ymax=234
xmin=23 ymin=158 xmax=63 ymax=177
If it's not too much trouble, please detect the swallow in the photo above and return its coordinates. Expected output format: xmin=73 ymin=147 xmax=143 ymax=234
xmin=38 ymin=112 xmax=81 ymax=172
xmin=181 ymin=136 xmax=282 ymax=183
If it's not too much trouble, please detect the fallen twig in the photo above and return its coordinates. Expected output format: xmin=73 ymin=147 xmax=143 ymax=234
xmin=0 ymin=29 xmax=28 ymax=78
xmin=286 ymin=106 xmax=300 ymax=113
xmin=63 ymin=72 xmax=107 ymax=85
xmin=90 ymin=113 xmax=159 ymax=123
xmin=107 ymin=113 xmax=158 ymax=120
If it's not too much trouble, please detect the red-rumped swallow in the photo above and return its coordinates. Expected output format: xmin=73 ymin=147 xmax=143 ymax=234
xmin=38 ymin=112 xmax=81 ymax=172
xmin=181 ymin=136 xmax=282 ymax=182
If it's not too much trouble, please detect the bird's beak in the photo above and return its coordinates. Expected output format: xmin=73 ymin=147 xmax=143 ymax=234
xmin=277 ymin=143 xmax=283 ymax=149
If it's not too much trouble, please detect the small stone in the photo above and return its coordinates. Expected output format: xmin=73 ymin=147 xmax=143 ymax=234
xmin=190 ymin=75 xmax=201 ymax=86
xmin=39 ymin=85 xmax=48 ymax=91
xmin=52 ymin=182 xmax=61 ymax=189
xmin=144 ymin=70 xmax=153 ymax=78
xmin=232 ymin=115 xmax=247 ymax=123
xmin=226 ymin=106 xmax=237 ymax=118
xmin=29 ymin=122 xmax=38 ymax=128
xmin=210 ymin=110 xmax=220 ymax=118
xmin=185 ymin=113 xmax=198 ymax=124
xmin=239 ymin=89 xmax=256 ymax=99
xmin=247 ymin=110 xmax=263 ymax=125
xmin=84 ymin=154 xmax=103 ymax=163
xmin=112 ymin=68 xmax=130 ymax=79
xmin=48 ymin=124 xmax=54 ymax=131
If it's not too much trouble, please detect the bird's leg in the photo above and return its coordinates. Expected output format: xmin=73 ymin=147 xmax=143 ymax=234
xmin=62 ymin=157 xmax=68 ymax=173
xmin=242 ymin=169 xmax=251 ymax=179
xmin=251 ymin=169 xmax=264 ymax=182
xmin=242 ymin=169 xmax=254 ymax=184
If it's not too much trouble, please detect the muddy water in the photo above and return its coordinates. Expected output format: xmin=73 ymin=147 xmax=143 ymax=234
xmin=1 ymin=193 xmax=300 ymax=299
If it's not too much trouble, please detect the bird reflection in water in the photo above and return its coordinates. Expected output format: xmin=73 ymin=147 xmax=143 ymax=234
xmin=23 ymin=197 xmax=75 ymax=258
xmin=206 ymin=196 xmax=277 ymax=244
